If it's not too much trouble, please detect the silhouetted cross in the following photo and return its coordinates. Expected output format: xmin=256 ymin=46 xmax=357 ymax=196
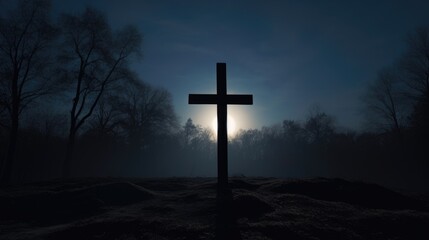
xmin=189 ymin=63 xmax=253 ymax=194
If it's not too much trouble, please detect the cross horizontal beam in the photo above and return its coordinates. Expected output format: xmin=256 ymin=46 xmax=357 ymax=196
xmin=189 ymin=94 xmax=253 ymax=105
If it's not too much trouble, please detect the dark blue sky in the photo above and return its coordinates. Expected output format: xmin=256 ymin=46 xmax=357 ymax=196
xmin=52 ymin=0 xmax=429 ymax=130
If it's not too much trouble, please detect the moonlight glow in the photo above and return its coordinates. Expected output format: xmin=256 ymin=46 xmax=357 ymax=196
xmin=211 ymin=116 xmax=237 ymax=137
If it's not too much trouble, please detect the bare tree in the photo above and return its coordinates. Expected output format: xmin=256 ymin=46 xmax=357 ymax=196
xmin=401 ymin=27 xmax=429 ymax=99
xmin=282 ymin=120 xmax=305 ymax=143
xmin=183 ymin=118 xmax=198 ymax=147
xmin=0 ymin=0 xmax=57 ymax=183
xmin=363 ymin=67 xmax=408 ymax=136
xmin=401 ymin=27 xmax=429 ymax=136
xmin=86 ymin=96 xmax=122 ymax=138
xmin=114 ymin=79 xmax=178 ymax=149
xmin=59 ymin=8 xmax=142 ymax=177
xmin=304 ymin=106 xmax=335 ymax=143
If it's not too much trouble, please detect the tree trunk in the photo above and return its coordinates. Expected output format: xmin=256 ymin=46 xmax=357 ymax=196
xmin=1 ymin=70 xmax=20 ymax=184
xmin=1 ymin=124 xmax=18 ymax=184
xmin=63 ymin=124 xmax=76 ymax=178
xmin=1 ymin=108 xmax=19 ymax=184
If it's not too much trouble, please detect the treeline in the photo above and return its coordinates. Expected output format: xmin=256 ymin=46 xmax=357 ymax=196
xmin=182 ymin=104 xmax=427 ymax=191
xmin=0 ymin=0 xmax=180 ymax=183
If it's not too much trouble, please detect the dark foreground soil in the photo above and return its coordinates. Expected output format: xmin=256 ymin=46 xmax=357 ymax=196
xmin=0 ymin=177 xmax=428 ymax=240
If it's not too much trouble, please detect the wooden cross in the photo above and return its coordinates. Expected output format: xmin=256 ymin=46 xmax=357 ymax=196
xmin=189 ymin=63 xmax=253 ymax=193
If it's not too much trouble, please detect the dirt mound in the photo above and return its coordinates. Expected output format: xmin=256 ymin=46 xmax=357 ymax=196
xmin=229 ymin=179 xmax=260 ymax=190
xmin=233 ymin=192 xmax=274 ymax=218
xmin=77 ymin=181 xmax=155 ymax=205
xmin=136 ymin=180 xmax=189 ymax=191
xmin=0 ymin=181 xmax=154 ymax=224
xmin=262 ymin=178 xmax=426 ymax=210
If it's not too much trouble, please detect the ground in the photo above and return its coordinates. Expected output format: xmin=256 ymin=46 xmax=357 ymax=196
xmin=0 ymin=177 xmax=428 ymax=240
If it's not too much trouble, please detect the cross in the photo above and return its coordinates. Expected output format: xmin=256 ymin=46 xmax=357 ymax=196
xmin=189 ymin=63 xmax=253 ymax=194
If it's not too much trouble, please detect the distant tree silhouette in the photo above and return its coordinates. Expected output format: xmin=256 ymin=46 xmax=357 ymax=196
xmin=401 ymin=27 xmax=429 ymax=140
xmin=362 ymin=26 xmax=429 ymax=143
xmin=282 ymin=120 xmax=305 ymax=143
xmin=363 ymin=66 xmax=408 ymax=138
xmin=86 ymin=96 xmax=122 ymax=139
xmin=183 ymin=118 xmax=198 ymax=146
xmin=58 ymin=8 xmax=142 ymax=177
xmin=401 ymin=27 xmax=429 ymax=100
xmin=230 ymin=128 xmax=263 ymax=175
xmin=355 ymin=27 xmax=429 ymax=189
xmin=114 ymin=79 xmax=178 ymax=150
xmin=304 ymin=106 xmax=335 ymax=144
xmin=76 ymin=95 xmax=122 ymax=175
xmin=0 ymin=0 xmax=57 ymax=183
xmin=179 ymin=118 xmax=214 ymax=176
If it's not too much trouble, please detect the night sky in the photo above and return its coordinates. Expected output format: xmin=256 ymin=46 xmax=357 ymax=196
xmin=51 ymin=0 xmax=429 ymax=131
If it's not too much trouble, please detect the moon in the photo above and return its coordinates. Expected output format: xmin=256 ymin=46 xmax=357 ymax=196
xmin=211 ymin=116 xmax=237 ymax=137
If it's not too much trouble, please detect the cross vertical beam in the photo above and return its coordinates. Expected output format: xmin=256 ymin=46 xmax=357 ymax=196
xmin=188 ymin=63 xmax=253 ymax=195
xmin=217 ymin=63 xmax=228 ymax=192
